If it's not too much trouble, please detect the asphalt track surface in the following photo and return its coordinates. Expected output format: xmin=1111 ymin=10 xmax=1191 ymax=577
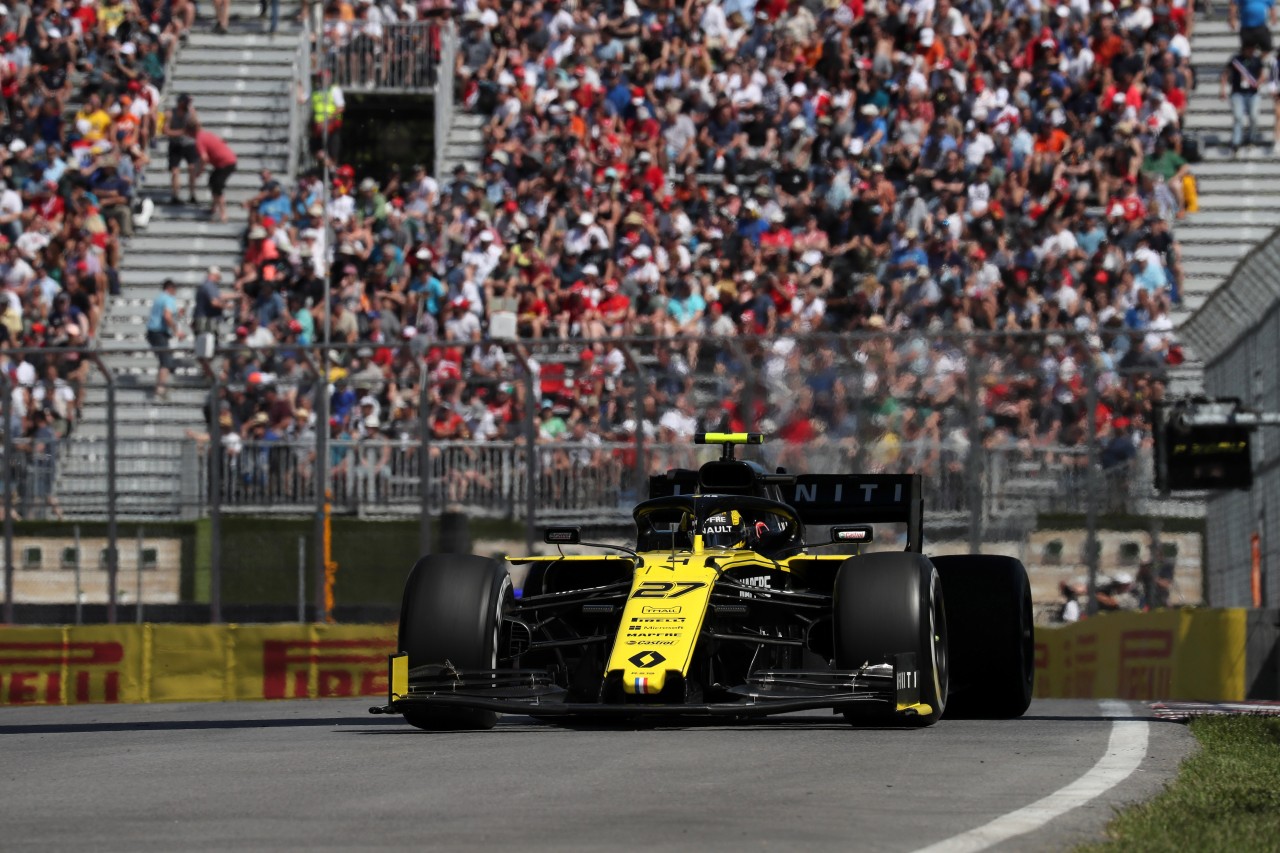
xmin=1 ymin=698 xmax=1193 ymax=852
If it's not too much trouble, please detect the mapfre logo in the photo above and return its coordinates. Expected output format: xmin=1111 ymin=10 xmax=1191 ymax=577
xmin=0 ymin=641 xmax=124 ymax=704
xmin=262 ymin=638 xmax=395 ymax=700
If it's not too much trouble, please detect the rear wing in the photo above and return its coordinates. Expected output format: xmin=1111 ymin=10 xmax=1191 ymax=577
xmin=648 ymin=471 xmax=925 ymax=552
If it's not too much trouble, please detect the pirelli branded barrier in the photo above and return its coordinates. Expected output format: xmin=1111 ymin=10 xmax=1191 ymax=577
xmin=0 ymin=624 xmax=394 ymax=706
xmin=0 ymin=611 xmax=1257 ymax=706
xmin=1035 ymin=609 xmax=1248 ymax=702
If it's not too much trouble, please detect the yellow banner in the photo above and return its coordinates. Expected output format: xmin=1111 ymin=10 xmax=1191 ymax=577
xmin=0 ymin=626 xmax=148 ymax=705
xmin=1034 ymin=609 xmax=1247 ymax=701
xmin=150 ymin=624 xmax=230 ymax=704
xmin=0 ymin=611 xmax=1249 ymax=705
xmin=0 ymin=624 xmax=394 ymax=706
xmin=234 ymin=623 xmax=395 ymax=701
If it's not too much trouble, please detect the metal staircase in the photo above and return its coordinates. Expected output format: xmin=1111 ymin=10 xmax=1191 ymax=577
xmin=58 ymin=5 xmax=303 ymax=518
xmin=1170 ymin=17 xmax=1280 ymax=394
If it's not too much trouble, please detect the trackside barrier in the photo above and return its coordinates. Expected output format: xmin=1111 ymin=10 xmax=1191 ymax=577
xmin=0 ymin=610 xmax=1255 ymax=705
xmin=1035 ymin=609 xmax=1247 ymax=701
xmin=0 ymin=624 xmax=393 ymax=706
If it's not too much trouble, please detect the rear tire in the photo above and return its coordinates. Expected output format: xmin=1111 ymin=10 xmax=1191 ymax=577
xmin=933 ymin=555 xmax=1034 ymax=719
xmin=397 ymin=554 xmax=512 ymax=731
xmin=833 ymin=552 xmax=948 ymax=726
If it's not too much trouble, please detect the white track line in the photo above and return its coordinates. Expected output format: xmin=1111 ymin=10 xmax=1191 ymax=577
xmin=913 ymin=700 xmax=1150 ymax=853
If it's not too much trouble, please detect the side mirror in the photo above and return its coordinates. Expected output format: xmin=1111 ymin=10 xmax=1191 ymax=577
xmin=831 ymin=525 xmax=874 ymax=545
xmin=544 ymin=527 xmax=581 ymax=546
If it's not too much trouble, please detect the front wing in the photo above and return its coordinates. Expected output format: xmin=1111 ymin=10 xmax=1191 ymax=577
xmin=369 ymin=653 xmax=934 ymax=720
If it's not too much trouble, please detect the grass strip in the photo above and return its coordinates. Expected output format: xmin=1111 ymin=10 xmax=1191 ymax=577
xmin=1081 ymin=715 xmax=1280 ymax=852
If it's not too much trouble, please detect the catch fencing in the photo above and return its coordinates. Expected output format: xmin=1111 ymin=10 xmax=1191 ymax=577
xmin=0 ymin=332 xmax=1203 ymax=623
xmin=1182 ymin=227 xmax=1280 ymax=610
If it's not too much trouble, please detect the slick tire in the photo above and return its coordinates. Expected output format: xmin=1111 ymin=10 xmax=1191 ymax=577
xmin=397 ymin=554 xmax=512 ymax=731
xmin=833 ymin=552 xmax=948 ymax=727
xmin=932 ymin=555 xmax=1034 ymax=719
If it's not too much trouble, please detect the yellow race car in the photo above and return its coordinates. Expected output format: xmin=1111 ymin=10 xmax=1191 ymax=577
xmin=372 ymin=433 xmax=1033 ymax=729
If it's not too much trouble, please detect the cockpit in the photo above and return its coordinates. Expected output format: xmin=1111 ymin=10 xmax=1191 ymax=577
xmin=633 ymin=495 xmax=804 ymax=555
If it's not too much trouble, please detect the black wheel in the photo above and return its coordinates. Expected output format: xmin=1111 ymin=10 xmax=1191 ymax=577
xmin=397 ymin=554 xmax=512 ymax=731
xmin=833 ymin=552 xmax=948 ymax=726
xmin=933 ymin=554 xmax=1034 ymax=719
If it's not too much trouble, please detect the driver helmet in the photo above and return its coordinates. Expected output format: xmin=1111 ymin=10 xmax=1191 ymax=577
xmin=701 ymin=509 xmax=746 ymax=549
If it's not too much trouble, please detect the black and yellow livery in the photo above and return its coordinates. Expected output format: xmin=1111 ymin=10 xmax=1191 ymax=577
xmin=373 ymin=434 xmax=1034 ymax=729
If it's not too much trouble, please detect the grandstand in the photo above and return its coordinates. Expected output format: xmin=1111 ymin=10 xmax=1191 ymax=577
xmin=11 ymin=0 xmax=1263 ymax=553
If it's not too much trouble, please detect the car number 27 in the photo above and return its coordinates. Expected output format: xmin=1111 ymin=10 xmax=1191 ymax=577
xmin=632 ymin=581 xmax=708 ymax=599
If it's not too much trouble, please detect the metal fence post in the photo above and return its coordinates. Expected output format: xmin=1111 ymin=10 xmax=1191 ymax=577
xmin=418 ymin=359 xmax=432 ymax=556
xmin=105 ymin=368 xmax=119 ymax=624
xmin=74 ymin=523 xmax=82 ymax=626
xmin=1084 ymin=350 xmax=1100 ymax=616
xmin=620 ymin=343 xmax=648 ymax=497
xmin=524 ymin=360 xmax=537 ymax=554
xmin=313 ymin=359 xmax=329 ymax=622
xmin=135 ymin=525 xmax=144 ymax=625
xmin=297 ymin=535 xmax=306 ymax=623
xmin=965 ymin=337 xmax=984 ymax=554
xmin=2 ymin=373 xmax=11 ymax=624
xmin=208 ymin=366 xmax=223 ymax=624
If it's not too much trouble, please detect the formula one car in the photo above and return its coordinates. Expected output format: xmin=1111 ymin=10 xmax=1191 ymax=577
xmin=371 ymin=433 xmax=1033 ymax=729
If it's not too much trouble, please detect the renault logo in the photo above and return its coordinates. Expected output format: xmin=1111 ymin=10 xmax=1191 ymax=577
xmin=628 ymin=650 xmax=667 ymax=669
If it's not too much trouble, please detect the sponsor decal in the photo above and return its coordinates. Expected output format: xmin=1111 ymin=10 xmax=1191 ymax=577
xmin=627 ymin=618 xmax=683 ymax=626
xmin=641 ymin=605 xmax=682 ymax=615
xmin=262 ymin=638 xmax=395 ymax=700
xmin=790 ymin=480 xmax=907 ymax=505
xmin=835 ymin=529 xmax=869 ymax=541
xmin=632 ymin=581 xmax=707 ymax=599
xmin=896 ymin=670 xmax=918 ymax=691
xmin=1117 ymin=629 xmax=1173 ymax=699
xmin=0 ymin=641 xmax=124 ymax=704
xmin=735 ymin=575 xmax=771 ymax=599
xmin=628 ymin=650 xmax=667 ymax=669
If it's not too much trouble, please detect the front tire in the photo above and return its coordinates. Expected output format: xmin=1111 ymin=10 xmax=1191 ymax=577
xmin=933 ymin=555 xmax=1034 ymax=719
xmin=397 ymin=554 xmax=512 ymax=731
xmin=833 ymin=552 xmax=948 ymax=726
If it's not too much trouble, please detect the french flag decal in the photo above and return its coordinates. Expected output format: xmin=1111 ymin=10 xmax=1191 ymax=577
xmin=634 ymin=677 xmax=650 ymax=695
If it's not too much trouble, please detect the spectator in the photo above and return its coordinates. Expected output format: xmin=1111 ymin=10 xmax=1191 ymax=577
xmin=146 ymin=279 xmax=185 ymax=399
xmin=1096 ymin=572 xmax=1142 ymax=611
xmin=1221 ymin=42 xmax=1265 ymax=155
xmin=28 ymin=409 xmax=62 ymax=521
xmin=304 ymin=67 xmax=345 ymax=168
xmin=193 ymin=266 xmax=228 ymax=335
xmin=212 ymin=0 xmax=231 ymax=35
xmin=194 ymin=128 xmax=237 ymax=223
xmin=1230 ymin=0 xmax=1277 ymax=52
xmin=166 ymin=94 xmax=201 ymax=205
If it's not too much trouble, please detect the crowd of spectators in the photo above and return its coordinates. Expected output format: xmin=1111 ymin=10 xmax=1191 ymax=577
xmin=215 ymin=0 xmax=1206 ymax=504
